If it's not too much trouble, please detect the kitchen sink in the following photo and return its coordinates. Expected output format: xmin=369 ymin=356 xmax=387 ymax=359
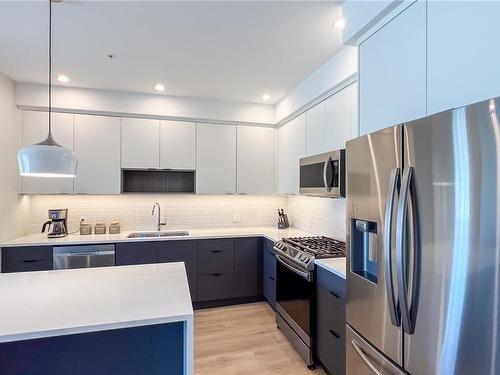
xmin=127 ymin=231 xmax=189 ymax=238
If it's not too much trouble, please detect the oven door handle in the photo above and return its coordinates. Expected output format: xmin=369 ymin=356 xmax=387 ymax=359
xmin=276 ymin=254 xmax=312 ymax=282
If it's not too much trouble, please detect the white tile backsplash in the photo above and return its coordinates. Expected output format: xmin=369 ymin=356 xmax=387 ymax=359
xmin=286 ymin=196 xmax=346 ymax=240
xmin=29 ymin=194 xmax=347 ymax=240
xmin=30 ymin=195 xmax=287 ymax=234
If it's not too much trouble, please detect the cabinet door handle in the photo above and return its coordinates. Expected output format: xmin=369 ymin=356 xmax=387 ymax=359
xmin=211 ymin=250 xmax=222 ymax=253
xmin=22 ymin=259 xmax=38 ymax=263
xmin=329 ymin=290 xmax=340 ymax=299
xmin=329 ymin=329 xmax=340 ymax=339
xmin=212 ymin=273 xmax=222 ymax=277
xmin=270 ymin=276 xmax=275 ymax=281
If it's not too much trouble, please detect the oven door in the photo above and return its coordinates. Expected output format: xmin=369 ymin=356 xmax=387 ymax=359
xmin=299 ymin=150 xmax=344 ymax=197
xmin=275 ymin=254 xmax=313 ymax=344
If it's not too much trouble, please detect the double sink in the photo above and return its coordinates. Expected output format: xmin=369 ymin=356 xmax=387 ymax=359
xmin=127 ymin=231 xmax=189 ymax=238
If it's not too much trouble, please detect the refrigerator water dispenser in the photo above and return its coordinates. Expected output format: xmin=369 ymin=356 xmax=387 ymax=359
xmin=350 ymin=219 xmax=378 ymax=283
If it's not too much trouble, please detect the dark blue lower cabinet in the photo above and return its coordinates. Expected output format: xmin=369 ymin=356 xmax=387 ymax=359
xmin=0 ymin=322 xmax=185 ymax=375
xmin=234 ymin=237 xmax=263 ymax=298
xmin=115 ymin=242 xmax=158 ymax=266
xmin=262 ymin=239 xmax=276 ymax=309
xmin=1 ymin=246 xmax=53 ymax=273
xmin=158 ymin=240 xmax=198 ymax=302
xmin=316 ymin=267 xmax=346 ymax=375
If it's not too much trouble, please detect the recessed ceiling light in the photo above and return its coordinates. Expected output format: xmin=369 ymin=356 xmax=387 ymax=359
xmin=56 ymin=75 xmax=69 ymax=83
xmin=155 ymin=83 xmax=165 ymax=92
xmin=262 ymin=94 xmax=271 ymax=101
xmin=333 ymin=18 xmax=346 ymax=30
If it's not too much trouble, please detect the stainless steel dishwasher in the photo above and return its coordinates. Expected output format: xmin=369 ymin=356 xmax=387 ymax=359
xmin=53 ymin=244 xmax=115 ymax=270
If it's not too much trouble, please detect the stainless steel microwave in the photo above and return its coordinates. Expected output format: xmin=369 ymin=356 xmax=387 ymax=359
xmin=299 ymin=149 xmax=345 ymax=197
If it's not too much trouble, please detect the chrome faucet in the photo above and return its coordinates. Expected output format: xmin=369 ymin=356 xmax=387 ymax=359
xmin=152 ymin=202 xmax=166 ymax=231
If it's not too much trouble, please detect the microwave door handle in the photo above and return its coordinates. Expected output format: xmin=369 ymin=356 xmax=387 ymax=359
xmin=323 ymin=156 xmax=332 ymax=192
xmin=384 ymin=168 xmax=401 ymax=327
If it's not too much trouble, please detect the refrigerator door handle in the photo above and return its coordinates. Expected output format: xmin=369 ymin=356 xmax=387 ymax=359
xmin=396 ymin=166 xmax=418 ymax=334
xmin=384 ymin=168 xmax=400 ymax=327
xmin=351 ymin=339 xmax=383 ymax=375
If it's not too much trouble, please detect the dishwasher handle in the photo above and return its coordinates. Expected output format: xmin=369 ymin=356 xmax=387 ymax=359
xmin=56 ymin=250 xmax=115 ymax=257
xmin=53 ymin=245 xmax=116 ymax=270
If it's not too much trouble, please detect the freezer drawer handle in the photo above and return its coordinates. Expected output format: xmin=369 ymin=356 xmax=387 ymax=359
xmin=396 ymin=166 xmax=420 ymax=335
xmin=351 ymin=340 xmax=382 ymax=375
xmin=384 ymin=168 xmax=401 ymax=327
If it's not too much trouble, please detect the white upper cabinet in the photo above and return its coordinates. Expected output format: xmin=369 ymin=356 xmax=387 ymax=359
xmin=160 ymin=120 xmax=196 ymax=170
xmin=121 ymin=118 xmax=160 ymax=169
xmin=21 ymin=111 xmax=74 ymax=194
xmin=74 ymin=115 xmax=121 ymax=194
xmin=350 ymin=82 xmax=359 ymax=139
xmin=277 ymin=121 xmax=291 ymax=195
xmin=237 ymin=126 xmax=274 ymax=194
xmin=277 ymin=113 xmax=307 ymax=195
xmin=427 ymin=2 xmax=500 ymax=114
xmin=196 ymin=123 xmax=236 ymax=194
xmin=325 ymin=84 xmax=358 ymax=151
xmin=306 ymin=103 xmax=326 ymax=155
xmin=290 ymin=113 xmax=307 ymax=195
xmin=359 ymin=1 xmax=426 ymax=135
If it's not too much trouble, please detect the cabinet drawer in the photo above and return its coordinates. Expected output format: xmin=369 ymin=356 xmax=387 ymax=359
xmin=317 ymin=283 xmax=346 ymax=337
xmin=317 ymin=319 xmax=346 ymax=375
xmin=2 ymin=259 xmax=53 ymax=273
xmin=197 ymin=273 xmax=234 ymax=301
xmin=198 ymin=239 xmax=234 ymax=275
xmin=317 ymin=266 xmax=346 ymax=299
xmin=2 ymin=246 xmax=52 ymax=263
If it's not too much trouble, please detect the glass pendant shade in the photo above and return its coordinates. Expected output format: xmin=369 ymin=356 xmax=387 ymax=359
xmin=17 ymin=136 xmax=78 ymax=178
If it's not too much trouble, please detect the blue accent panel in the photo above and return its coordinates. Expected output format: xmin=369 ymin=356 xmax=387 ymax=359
xmin=0 ymin=322 xmax=184 ymax=375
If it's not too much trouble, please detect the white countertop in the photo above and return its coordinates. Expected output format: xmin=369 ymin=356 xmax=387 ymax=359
xmin=314 ymin=257 xmax=347 ymax=279
xmin=0 ymin=226 xmax=314 ymax=247
xmin=0 ymin=262 xmax=194 ymax=343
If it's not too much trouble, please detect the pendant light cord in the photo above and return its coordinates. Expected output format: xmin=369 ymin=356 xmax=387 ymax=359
xmin=48 ymin=0 xmax=53 ymax=141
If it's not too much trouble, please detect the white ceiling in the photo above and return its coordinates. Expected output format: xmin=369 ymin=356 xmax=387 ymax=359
xmin=0 ymin=1 xmax=344 ymax=104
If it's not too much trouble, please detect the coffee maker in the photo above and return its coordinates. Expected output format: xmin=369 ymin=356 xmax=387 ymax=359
xmin=41 ymin=209 xmax=68 ymax=238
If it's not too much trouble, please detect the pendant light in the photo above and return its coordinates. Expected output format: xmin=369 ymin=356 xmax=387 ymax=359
xmin=17 ymin=0 xmax=77 ymax=178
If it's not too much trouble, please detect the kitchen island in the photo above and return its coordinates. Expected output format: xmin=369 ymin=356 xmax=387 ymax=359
xmin=0 ymin=262 xmax=194 ymax=375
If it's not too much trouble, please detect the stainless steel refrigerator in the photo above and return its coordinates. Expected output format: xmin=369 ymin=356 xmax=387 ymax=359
xmin=346 ymin=96 xmax=500 ymax=375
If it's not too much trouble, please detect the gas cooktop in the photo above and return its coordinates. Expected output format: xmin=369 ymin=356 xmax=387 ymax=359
xmin=274 ymin=236 xmax=346 ymax=271
xmin=282 ymin=236 xmax=346 ymax=258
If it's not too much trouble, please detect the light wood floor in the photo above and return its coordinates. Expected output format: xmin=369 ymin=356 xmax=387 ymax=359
xmin=194 ymin=302 xmax=326 ymax=375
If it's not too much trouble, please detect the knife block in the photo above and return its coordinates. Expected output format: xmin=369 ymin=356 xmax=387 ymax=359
xmin=278 ymin=214 xmax=289 ymax=229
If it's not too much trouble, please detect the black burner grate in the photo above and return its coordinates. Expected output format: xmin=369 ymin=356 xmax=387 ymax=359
xmin=282 ymin=236 xmax=346 ymax=258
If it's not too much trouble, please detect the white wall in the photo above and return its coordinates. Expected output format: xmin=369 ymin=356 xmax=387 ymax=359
xmin=287 ymin=196 xmax=346 ymax=240
xmin=16 ymin=83 xmax=275 ymax=126
xmin=0 ymin=73 xmax=30 ymax=242
xmin=275 ymin=46 xmax=358 ymax=124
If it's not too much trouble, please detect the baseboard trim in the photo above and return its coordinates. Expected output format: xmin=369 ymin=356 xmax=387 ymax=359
xmin=193 ymin=295 xmax=264 ymax=310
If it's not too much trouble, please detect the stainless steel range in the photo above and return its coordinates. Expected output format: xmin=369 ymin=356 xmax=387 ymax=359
xmin=274 ymin=236 xmax=345 ymax=369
